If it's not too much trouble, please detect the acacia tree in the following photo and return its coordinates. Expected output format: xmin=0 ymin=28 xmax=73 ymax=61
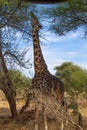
xmin=0 ymin=32 xmax=18 ymax=118
xmin=55 ymin=62 xmax=87 ymax=96
xmin=55 ymin=62 xmax=87 ymax=127
xmin=0 ymin=1 xmax=34 ymax=118
xmin=46 ymin=0 xmax=87 ymax=38
xmin=55 ymin=62 xmax=87 ymax=113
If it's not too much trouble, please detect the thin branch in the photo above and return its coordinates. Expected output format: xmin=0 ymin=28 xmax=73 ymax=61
xmin=4 ymin=51 xmax=32 ymax=69
xmin=0 ymin=1 xmax=21 ymax=28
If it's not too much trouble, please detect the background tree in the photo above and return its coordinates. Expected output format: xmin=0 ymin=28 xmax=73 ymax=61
xmin=55 ymin=62 xmax=87 ymax=113
xmin=55 ymin=62 xmax=87 ymax=96
xmin=9 ymin=69 xmax=32 ymax=90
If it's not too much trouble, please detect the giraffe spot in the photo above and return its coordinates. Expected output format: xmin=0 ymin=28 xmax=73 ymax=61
xmin=33 ymin=34 xmax=36 ymax=38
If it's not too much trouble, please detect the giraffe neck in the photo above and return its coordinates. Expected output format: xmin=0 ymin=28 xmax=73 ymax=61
xmin=31 ymin=13 xmax=47 ymax=74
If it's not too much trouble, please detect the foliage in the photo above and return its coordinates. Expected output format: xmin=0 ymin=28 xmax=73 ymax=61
xmin=0 ymin=1 xmax=36 ymax=70
xmin=46 ymin=0 xmax=87 ymax=38
xmin=0 ymin=0 xmax=36 ymax=35
xmin=9 ymin=69 xmax=32 ymax=90
xmin=0 ymin=0 xmax=12 ymax=5
xmin=68 ymin=97 xmax=78 ymax=113
xmin=55 ymin=62 xmax=87 ymax=97
xmin=55 ymin=62 xmax=87 ymax=113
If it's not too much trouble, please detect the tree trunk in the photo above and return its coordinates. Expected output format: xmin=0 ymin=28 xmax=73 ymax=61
xmin=2 ymin=87 xmax=18 ymax=118
xmin=0 ymin=31 xmax=17 ymax=118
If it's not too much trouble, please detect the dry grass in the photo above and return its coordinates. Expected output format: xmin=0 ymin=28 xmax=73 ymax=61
xmin=0 ymin=91 xmax=87 ymax=130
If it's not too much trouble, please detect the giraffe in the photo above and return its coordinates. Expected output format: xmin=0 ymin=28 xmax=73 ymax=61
xmin=30 ymin=12 xmax=64 ymax=130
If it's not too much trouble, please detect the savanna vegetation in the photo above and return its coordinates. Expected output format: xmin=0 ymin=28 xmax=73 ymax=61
xmin=0 ymin=0 xmax=87 ymax=130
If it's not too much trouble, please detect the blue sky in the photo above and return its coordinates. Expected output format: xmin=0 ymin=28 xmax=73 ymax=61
xmin=41 ymin=30 xmax=87 ymax=73
xmin=22 ymin=29 xmax=87 ymax=77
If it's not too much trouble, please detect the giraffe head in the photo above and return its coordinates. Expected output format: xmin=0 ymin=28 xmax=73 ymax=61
xmin=30 ymin=12 xmax=42 ymax=31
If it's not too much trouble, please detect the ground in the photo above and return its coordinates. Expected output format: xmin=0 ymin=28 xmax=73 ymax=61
xmin=0 ymin=91 xmax=87 ymax=130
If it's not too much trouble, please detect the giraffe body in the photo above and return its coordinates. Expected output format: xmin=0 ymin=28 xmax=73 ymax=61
xmin=33 ymin=70 xmax=64 ymax=101
xmin=30 ymin=12 xmax=64 ymax=130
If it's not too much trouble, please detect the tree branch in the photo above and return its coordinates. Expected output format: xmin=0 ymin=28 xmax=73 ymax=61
xmin=0 ymin=1 xmax=21 ymax=28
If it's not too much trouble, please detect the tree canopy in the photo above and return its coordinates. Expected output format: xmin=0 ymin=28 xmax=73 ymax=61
xmin=55 ymin=62 xmax=87 ymax=97
xmin=46 ymin=0 xmax=87 ymax=38
xmin=0 ymin=1 xmax=35 ymax=70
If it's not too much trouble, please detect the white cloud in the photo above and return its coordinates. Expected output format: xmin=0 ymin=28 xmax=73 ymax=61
xmin=67 ymin=51 xmax=79 ymax=57
xmin=40 ymin=31 xmax=61 ymax=44
xmin=66 ymin=32 xmax=80 ymax=39
xmin=40 ymin=30 xmax=82 ymax=45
